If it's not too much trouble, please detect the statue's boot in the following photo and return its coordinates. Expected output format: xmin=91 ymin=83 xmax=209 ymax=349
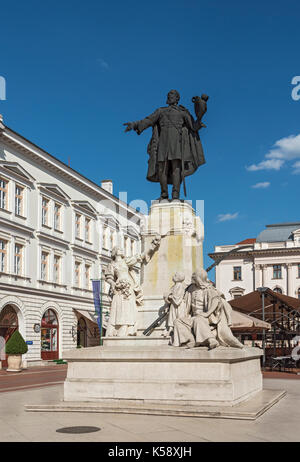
xmin=157 ymin=193 xmax=169 ymax=202
xmin=208 ymin=338 xmax=219 ymax=350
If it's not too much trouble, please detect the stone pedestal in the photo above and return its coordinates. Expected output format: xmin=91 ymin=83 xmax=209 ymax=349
xmin=141 ymin=200 xmax=204 ymax=296
xmin=26 ymin=344 xmax=285 ymax=420
xmin=138 ymin=200 xmax=204 ymax=333
xmin=62 ymin=345 xmax=263 ymax=407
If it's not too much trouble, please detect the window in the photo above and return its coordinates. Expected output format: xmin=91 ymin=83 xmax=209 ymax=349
xmin=75 ymin=261 xmax=81 ymax=287
xmin=14 ymin=244 xmax=22 ymax=275
xmin=0 ymin=178 xmax=8 ymax=209
xmin=54 ymin=204 xmax=61 ymax=230
xmin=233 ymin=266 xmax=242 ymax=281
xmin=15 ymin=185 xmax=23 ymax=216
xmin=298 ymin=288 xmax=300 ymax=300
xmin=0 ymin=240 xmax=7 ymax=272
xmin=41 ymin=252 xmax=48 ymax=280
xmin=84 ymin=264 xmax=90 ymax=289
xmin=42 ymin=198 xmax=49 ymax=226
xmin=85 ymin=218 xmax=90 ymax=242
xmin=53 ymin=255 xmax=60 ymax=284
xmin=298 ymin=264 xmax=300 ymax=278
xmin=273 ymin=287 xmax=282 ymax=294
xmin=75 ymin=214 xmax=81 ymax=238
xmin=273 ymin=265 xmax=282 ymax=279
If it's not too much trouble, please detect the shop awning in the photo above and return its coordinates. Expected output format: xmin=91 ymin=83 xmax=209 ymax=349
xmin=231 ymin=309 xmax=271 ymax=332
xmin=74 ymin=309 xmax=98 ymax=324
xmin=73 ymin=309 xmax=108 ymax=329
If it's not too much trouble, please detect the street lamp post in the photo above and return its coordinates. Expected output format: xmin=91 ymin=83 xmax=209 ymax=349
xmin=257 ymin=287 xmax=268 ymax=369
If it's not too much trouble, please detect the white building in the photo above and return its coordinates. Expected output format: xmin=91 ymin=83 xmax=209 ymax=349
xmin=209 ymin=223 xmax=300 ymax=301
xmin=0 ymin=115 xmax=141 ymax=365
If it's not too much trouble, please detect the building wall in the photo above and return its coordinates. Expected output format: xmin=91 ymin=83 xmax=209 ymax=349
xmin=212 ymin=242 xmax=300 ymax=300
xmin=0 ymin=125 xmax=141 ymax=364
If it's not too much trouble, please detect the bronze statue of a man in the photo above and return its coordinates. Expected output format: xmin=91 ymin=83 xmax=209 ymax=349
xmin=124 ymin=90 xmax=208 ymax=200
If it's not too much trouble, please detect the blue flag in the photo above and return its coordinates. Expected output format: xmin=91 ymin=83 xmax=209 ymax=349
xmin=92 ymin=279 xmax=102 ymax=345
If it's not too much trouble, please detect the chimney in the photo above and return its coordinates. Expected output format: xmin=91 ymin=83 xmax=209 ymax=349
xmin=101 ymin=179 xmax=113 ymax=195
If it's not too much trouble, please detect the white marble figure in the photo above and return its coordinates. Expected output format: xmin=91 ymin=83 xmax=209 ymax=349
xmin=163 ymin=272 xmax=188 ymax=336
xmin=172 ymin=268 xmax=244 ymax=349
xmin=105 ymin=235 xmax=161 ymax=337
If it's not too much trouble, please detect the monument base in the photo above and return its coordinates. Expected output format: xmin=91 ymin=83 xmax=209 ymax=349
xmin=25 ymin=389 xmax=286 ymax=421
xmin=25 ymin=344 xmax=285 ymax=420
xmin=62 ymin=344 xmax=266 ymax=406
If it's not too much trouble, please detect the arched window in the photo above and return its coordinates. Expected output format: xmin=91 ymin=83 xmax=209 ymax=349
xmin=0 ymin=305 xmax=19 ymax=368
xmin=273 ymin=287 xmax=283 ymax=294
xmin=298 ymin=288 xmax=300 ymax=300
xmin=0 ymin=305 xmax=18 ymax=342
xmin=41 ymin=309 xmax=59 ymax=360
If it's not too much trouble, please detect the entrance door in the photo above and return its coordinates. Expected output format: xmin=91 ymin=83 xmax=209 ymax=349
xmin=0 ymin=305 xmax=19 ymax=367
xmin=41 ymin=309 xmax=59 ymax=360
xmin=77 ymin=317 xmax=87 ymax=347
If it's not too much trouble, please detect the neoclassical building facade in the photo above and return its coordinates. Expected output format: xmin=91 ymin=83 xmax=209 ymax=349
xmin=0 ymin=115 xmax=141 ymax=365
xmin=209 ymin=223 xmax=300 ymax=301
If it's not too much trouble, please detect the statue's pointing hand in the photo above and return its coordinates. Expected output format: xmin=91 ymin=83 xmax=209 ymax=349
xmin=123 ymin=122 xmax=135 ymax=133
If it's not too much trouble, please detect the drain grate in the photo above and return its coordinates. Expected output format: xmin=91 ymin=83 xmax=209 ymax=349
xmin=56 ymin=426 xmax=101 ymax=434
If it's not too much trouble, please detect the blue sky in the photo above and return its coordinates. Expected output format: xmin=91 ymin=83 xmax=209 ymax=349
xmin=1 ymin=0 xmax=300 ymax=275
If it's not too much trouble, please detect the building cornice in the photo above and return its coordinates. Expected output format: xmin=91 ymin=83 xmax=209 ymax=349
xmin=0 ymin=216 xmax=35 ymax=237
xmin=0 ymin=283 xmax=94 ymax=303
xmin=36 ymin=231 xmax=70 ymax=248
xmin=209 ymin=247 xmax=300 ymax=261
xmin=70 ymin=243 xmax=98 ymax=258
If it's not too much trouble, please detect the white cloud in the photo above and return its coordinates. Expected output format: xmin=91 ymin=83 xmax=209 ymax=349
xmin=292 ymin=161 xmax=300 ymax=174
xmin=246 ymin=159 xmax=284 ymax=171
xmin=252 ymin=182 xmax=270 ymax=189
xmin=217 ymin=212 xmax=239 ymax=222
xmin=266 ymin=134 xmax=300 ymax=160
xmin=246 ymin=133 xmax=300 ymax=172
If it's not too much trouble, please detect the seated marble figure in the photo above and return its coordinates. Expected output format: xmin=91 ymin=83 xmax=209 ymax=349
xmin=171 ymin=268 xmax=244 ymax=349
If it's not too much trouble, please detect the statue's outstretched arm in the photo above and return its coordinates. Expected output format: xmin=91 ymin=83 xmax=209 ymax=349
xmin=123 ymin=109 xmax=160 ymax=135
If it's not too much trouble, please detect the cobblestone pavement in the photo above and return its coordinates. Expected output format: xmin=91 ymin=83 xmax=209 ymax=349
xmin=0 ymin=378 xmax=299 ymax=442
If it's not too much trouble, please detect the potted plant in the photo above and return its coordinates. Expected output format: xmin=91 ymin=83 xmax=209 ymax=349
xmin=5 ymin=331 xmax=28 ymax=372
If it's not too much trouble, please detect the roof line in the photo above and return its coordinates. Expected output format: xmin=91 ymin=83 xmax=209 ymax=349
xmin=266 ymin=222 xmax=300 ymax=228
xmin=2 ymin=125 xmax=141 ymax=218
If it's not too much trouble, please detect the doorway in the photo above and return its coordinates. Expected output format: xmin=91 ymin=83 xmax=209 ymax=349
xmin=0 ymin=305 xmax=19 ymax=367
xmin=77 ymin=317 xmax=87 ymax=347
xmin=41 ymin=309 xmax=59 ymax=360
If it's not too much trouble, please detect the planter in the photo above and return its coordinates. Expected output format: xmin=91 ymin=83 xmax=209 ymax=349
xmin=7 ymin=354 xmax=22 ymax=372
